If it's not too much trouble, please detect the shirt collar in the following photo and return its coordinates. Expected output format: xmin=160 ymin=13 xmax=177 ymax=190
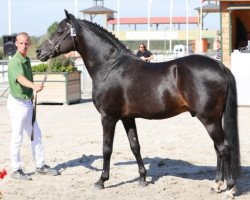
xmin=15 ymin=51 xmax=29 ymax=64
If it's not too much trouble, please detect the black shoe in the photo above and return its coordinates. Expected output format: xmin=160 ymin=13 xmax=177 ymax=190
xmin=11 ymin=169 xmax=32 ymax=180
xmin=36 ymin=165 xmax=60 ymax=176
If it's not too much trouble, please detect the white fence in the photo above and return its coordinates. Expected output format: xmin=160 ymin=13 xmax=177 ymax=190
xmin=0 ymin=61 xmax=9 ymax=99
xmin=74 ymin=59 xmax=92 ymax=99
xmin=0 ymin=61 xmax=8 ymax=83
xmin=231 ymin=52 xmax=250 ymax=106
xmin=0 ymin=59 xmax=93 ymax=99
xmin=74 ymin=55 xmax=179 ymax=99
xmin=0 ymin=53 xmax=222 ymax=102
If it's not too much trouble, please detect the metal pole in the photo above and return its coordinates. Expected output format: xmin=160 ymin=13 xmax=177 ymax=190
xmin=74 ymin=0 xmax=78 ymax=58
xmin=186 ymin=0 xmax=190 ymax=55
xmin=169 ymin=0 xmax=173 ymax=53
xmin=117 ymin=0 xmax=120 ymax=39
xmin=8 ymin=0 xmax=11 ymax=35
xmin=199 ymin=0 xmax=203 ymax=53
xmin=147 ymin=0 xmax=152 ymax=50
xmin=75 ymin=0 xmax=78 ymax=18
xmin=8 ymin=0 xmax=12 ymax=60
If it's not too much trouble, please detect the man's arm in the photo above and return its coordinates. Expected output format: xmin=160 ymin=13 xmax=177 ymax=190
xmin=145 ymin=51 xmax=154 ymax=61
xmin=16 ymin=75 xmax=43 ymax=92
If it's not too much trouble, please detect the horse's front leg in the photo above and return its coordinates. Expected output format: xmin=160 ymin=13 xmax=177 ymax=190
xmin=95 ymin=115 xmax=117 ymax=189
xmin=122 ymin=118 xmax=148 ymax=187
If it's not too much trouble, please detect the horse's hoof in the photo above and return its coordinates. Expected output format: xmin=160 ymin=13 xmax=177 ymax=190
xmin=138 ymin=180 xmax=149 ymax=187
xmin=223 ymin=187 xmax=237 ymax=200
xmin=94 ymin=181 xmax=105 ymax=190
xmin=222 ymin=194 xmax=234 ymax=200
xmin=210 ymin=180 xmax=224 ymax=194
xmin=210 ymin=187 xmax=222 ymax=194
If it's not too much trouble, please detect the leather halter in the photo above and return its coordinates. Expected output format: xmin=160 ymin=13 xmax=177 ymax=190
xmin=47 ymin=22 xmax=75 ymax=56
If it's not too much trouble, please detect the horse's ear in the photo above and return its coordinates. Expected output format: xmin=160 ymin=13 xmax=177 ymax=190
xmin=65 ymin=9 xmax=70 ymax=19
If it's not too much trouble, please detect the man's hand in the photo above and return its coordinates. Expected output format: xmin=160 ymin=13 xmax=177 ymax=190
xmin=16 ymin=75 xmax=44 ymax=93
xmin=32 ymin=84 xmax=44 ymax=92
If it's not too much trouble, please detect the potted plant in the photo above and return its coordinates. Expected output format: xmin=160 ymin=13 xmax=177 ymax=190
xmin=32 ymin=55 xmax=81 ymax=104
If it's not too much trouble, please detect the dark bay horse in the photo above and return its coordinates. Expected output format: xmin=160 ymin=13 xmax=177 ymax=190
xmin=37 ymin=10 xmax=240 ymax=199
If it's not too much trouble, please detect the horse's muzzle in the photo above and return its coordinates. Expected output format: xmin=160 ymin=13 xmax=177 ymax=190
xmin=36 ymin=49 xmax=50 ymax=62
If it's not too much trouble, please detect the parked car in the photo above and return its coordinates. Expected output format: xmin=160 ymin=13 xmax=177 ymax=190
xmin=173 ymin=45 xmax=193 ymax=57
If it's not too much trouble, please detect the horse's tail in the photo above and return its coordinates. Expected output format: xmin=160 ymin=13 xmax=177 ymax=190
xmin=223 ymin=67 xmax=241 ymax=178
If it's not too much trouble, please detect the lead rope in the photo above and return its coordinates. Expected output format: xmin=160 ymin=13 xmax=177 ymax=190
xmin=31 ymin=55 xmax=52 ymax=141
xmin=31 ymin=23 xmax=77 ymax=141
xmin=0 ymin=87 xmax=9 ymax=98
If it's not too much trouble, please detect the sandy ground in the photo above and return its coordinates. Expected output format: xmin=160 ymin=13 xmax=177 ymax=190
xmin=0 ymin=98 xmax=250 ymax=200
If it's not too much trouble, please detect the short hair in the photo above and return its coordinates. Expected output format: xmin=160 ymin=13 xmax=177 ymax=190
xmin=16 ymin=32 xmax=30 ymax=41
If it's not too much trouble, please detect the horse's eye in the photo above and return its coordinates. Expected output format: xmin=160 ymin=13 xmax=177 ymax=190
xmin=57 ymin=29 xmax=63 ymax=36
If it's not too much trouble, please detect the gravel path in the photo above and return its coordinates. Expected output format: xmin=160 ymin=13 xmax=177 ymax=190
xmin=0 ymin=99 xmax=250 ymax=200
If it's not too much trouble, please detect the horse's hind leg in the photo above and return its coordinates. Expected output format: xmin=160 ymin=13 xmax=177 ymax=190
xmin=199 ymin=119 xmax=236 ymax=197
xmin=95 ymin=115 xmax=118 ymax=189
xmin=211 ymin=144 xmax=224 ymax=193
xmin=122 ymin=118 xmax=148 ymax=186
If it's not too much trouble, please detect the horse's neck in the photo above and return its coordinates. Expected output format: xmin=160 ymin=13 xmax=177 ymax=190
xmin=78 ymin=49 xmax=122 ymax=81
xmin=76 ymin=29 xmax=123 ymax=79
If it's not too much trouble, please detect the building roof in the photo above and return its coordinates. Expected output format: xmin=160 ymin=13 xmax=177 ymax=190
xmin=195 ymin=3 xmax=220 ymax=13
xmin=79 ymin=5 xmax=116 ymax=15
xmin=107 ymin=17 xmax=199 ymax=25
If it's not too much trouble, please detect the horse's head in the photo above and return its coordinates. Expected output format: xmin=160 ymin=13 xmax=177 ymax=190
xmin=36 ymin=10 xmax=77 ymax=61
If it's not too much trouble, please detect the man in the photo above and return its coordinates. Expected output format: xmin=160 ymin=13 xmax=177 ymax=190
xmin=136 ymin=43 xmax=154 ymax=62
xmin=7 ymin=32 xmax=60 ymax=180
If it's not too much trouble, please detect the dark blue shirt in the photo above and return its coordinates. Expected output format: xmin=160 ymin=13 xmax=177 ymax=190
xmin=136 ymin=50 xmax=152 ymax=60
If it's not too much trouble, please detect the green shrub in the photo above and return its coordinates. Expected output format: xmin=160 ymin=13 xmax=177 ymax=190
xmin=32 ymin=63 xmax=48 ymax=72
xmin=0 ymin=48 xmax=3 ymax=60
xmin=32 ymin=55 xmax=77 ymax=72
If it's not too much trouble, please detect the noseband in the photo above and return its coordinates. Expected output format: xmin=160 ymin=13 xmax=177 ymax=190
xmin=47 ymin=23 xmax=75 ymax=56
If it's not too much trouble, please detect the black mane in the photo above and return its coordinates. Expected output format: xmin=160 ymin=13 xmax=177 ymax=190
xmin=79 ymin=19 xmax=132 ymax=54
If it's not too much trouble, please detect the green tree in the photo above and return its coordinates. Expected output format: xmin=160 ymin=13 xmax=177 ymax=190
xmin=0 ymin=37 xmax=3 ymax=59
xmin=38 ymin=34 xmax=48 ymax=46
xmin=28 ymin=36 xmax=40 ymax=59
xmin=0 ymin=48 xmax=3 ymax=60
xmin=0 ymin=36 xmax=3 ymax=47
xmin=47 ymin=22 xmax=59 ymax=36
xmin=0 ymin=22 xmax=61 ymax=60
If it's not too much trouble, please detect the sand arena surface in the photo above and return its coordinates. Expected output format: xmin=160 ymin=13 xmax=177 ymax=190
xmin=0 ymin=100 xmax=250 ymax=200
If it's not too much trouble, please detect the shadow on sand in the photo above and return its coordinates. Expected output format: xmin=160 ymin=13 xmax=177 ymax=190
xmin=54 ymin=154 xmax=250 ymax=195
xmin=54 ymin=154 xmax=102 ymax=172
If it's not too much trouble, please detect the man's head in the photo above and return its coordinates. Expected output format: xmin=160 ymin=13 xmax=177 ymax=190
xmin=15 ymin=32 xmax=31 ymax=57
xmin=139 ymin=43 xmax=147 ymax=52
xmin=216 ymin=40 xmax=221 ymax=49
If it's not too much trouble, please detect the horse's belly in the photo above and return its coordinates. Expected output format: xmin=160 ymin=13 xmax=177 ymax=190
xmin=122 ymin=102 xmax=187 ymax=120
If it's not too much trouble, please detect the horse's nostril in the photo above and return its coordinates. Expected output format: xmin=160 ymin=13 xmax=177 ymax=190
xmin=36 ymin=49 xmax=41 ymax=56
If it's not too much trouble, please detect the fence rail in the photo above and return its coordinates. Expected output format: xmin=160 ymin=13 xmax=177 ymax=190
xmin=0 ymin=61 xmax=8 ymax=83
xmin=74 ymin=59 xmax=92 ymax=99
xmin=0 ymin=61 xmax=9 ymax=99
xmin=1 ymin=53 xmax=215 ymax=100
xmin=0 ymin=59 xmax=93 ymax=100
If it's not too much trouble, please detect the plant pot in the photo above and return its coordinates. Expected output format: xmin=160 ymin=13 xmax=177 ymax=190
xmin=33 ymin=71 xmax=81 ymax=104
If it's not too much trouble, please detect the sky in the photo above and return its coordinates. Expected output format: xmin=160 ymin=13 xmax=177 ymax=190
xmin=0 ymin=0 xmax=220 ymax=36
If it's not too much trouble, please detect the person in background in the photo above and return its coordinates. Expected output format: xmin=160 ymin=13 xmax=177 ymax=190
xmin=7 ymin=32 xmax=60 ymax=180
xmin=136 ymin=43 xmax=154 ymax=62
xmin=215 ymin=40 xmax=221 ymax=62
